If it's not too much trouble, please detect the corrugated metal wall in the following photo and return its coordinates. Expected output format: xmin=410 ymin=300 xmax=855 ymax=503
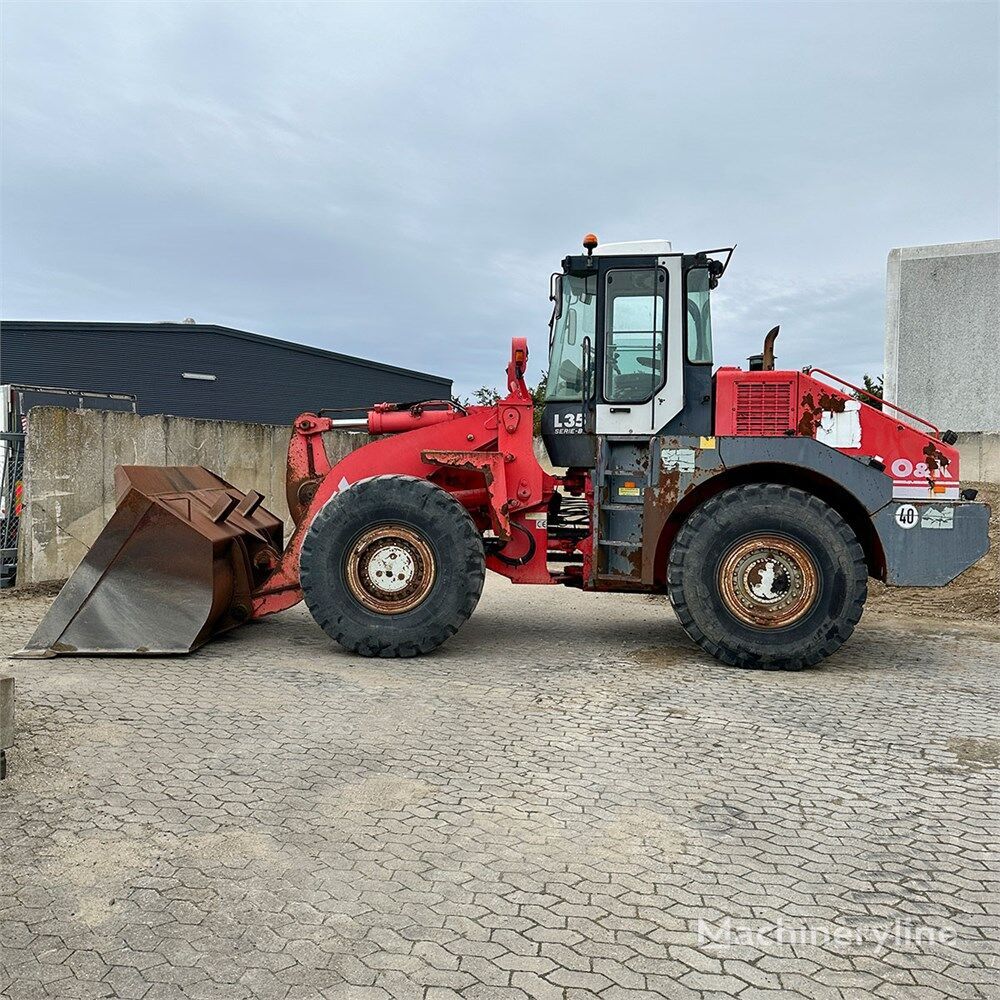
xmin=0 ymin=322 xmax=452 ymax=424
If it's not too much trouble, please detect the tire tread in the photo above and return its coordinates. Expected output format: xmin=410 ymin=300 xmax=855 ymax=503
xmin=300 ymin=475 xmax=485 ymax=658
xmin=667 ymin=484 xmax=867 ymax=671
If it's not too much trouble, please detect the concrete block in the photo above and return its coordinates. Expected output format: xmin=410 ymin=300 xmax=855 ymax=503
xmin=19 ymin=406 xmax=105 ymax=584
xmin=0 ymin=675 xmax=11 ymax=780
xmin=101 ymin=411 xmax=167 ymax=522
xmin=163 ymin=415 xmax=227 ymax=473
xmin=958 ymin=433 xmax=983 ymax=482
xmin=884 ymin=240 xmax=1000 ymax=434
xmin=957 ymin=432 xmax=1000 ymax=485
xmin=980 ymin=433 xmax=1000 ymax=484
xmin=268 ymin=424 xmax=293 ymax=531
xmin=0 ymin=676 xmax=12 ymax=751
xmin=102 ymin=410 xmax=169 ymax=470
xmin=216 ymin=419 xmax=274 ymax=498
xmin=15 ymin=408 xmax=369 ymax=585
xmin=322 ymin=429 xmax=371 ymax=468
xmin=534 ymin=437 xmax=564 ymax=476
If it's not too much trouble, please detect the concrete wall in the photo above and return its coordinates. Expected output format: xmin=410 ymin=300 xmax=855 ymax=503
xmin=884 ymin=240 xmax=1000 ymax=433
xmin=956 ymin=432 xmax=1000 ymax=485
xmin=22 ymin=405 xmax=995 ymax=589
xmin=17 ymin=407 xmax=367 ymax=586
xmin=533 ymin=437 xmax=564 ymax=476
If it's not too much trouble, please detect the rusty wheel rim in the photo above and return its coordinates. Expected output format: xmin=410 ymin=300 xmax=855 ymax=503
xmin=345 ymin=524 xmax=436 ymax=615
xmin=718 ymin=534 xmax=819 ymax=629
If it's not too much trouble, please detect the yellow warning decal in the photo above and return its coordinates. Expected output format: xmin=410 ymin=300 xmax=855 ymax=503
xmin=699 ymin=436 xmax=717 ymax=449
xmin=618 ymin=487 xmax=641 ymax=497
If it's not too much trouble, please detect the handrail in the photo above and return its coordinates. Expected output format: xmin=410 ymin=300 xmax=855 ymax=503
xmin=804 ymin=368 xmax=940 ymax=438
xmin=6 ymin=383 xmax=138 ymax=413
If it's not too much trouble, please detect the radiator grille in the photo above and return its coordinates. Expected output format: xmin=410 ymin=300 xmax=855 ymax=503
xmin=735 ymin=381 xmax=793 ymax=436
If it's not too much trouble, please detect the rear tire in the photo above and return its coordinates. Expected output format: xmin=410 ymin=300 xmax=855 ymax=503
xmin=667 ymin=484 xmax=867 ymax=670
xmin=300 ymin=475 xmax=485 ymax=657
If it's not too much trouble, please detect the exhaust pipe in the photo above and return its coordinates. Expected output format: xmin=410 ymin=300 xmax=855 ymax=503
xmin=748 ymin=326 xmax=780 ymax=371
xmin=762 ymin=325 xmax=779 ymax=370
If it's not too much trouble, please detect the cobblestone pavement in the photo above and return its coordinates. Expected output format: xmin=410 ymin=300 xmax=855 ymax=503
xmin=1 ymin=578 xmax=998 ymax=1000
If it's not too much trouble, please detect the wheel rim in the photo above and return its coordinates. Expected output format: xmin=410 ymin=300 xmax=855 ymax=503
xmin=718 ymin=534 xmax=819 ymax=629
xmin=344 ymin=525 xmax=436 ymax=615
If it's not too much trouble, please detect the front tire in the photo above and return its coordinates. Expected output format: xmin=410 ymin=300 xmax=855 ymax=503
xmin=667 ymin=484 xmax=867 ymax=670
xmin=299 ymin=475 xmax=486 ymax=657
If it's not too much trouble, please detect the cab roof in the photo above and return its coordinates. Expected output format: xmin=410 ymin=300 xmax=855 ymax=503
xmin=591 ymin=239 xmax=673 ymax=256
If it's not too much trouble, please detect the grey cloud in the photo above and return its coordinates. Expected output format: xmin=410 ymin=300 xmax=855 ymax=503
xmin=2 ymin=1 xmax=997 ymax=395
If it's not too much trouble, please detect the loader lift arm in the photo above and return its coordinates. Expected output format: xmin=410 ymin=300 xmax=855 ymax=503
xmin=251 ymin=338 xmax=559 ymax=621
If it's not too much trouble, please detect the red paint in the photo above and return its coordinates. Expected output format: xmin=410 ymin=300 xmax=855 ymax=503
xmin=255 ymin=344 xmax=963 ymax=623
xmin=367 ymin=408 xmax=459 ymax=435
xmin=251 ymin=339 xmax=561 ymax=618
xmin=714 ymin=368 xmax=961 ymax=495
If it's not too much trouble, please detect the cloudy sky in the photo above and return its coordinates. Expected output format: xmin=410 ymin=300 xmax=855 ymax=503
xmin=3 ymin=1 xmax=997 ymax=394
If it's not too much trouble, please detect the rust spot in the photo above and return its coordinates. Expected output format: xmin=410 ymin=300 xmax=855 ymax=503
xmin=287 ymin=474 xmax=323 ymax=524
xmin=641 ymin=445 xmax=689 ymax=582
xmin=296 ymin=478 xmax=319 ymax=507
xmin=817 ymin=392 xmax=846 ymax=413
xmin=626 ymin=545 xmax=643 ymax=579
xmin=923 ymin=442 xmax=950 ymax=474
xmin=798 ymin=391 xmax=845 ymax=436
xmin=718 ymin=534 xmax=819 ymax=629
xmin=656 ymin=467 xmax=681 ymax=510
xmin=797 ymin=392 xmax=821 ymax=436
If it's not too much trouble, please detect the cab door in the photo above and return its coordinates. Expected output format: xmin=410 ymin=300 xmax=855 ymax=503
xmin=595 ymin=255 xmax=683 ymax=436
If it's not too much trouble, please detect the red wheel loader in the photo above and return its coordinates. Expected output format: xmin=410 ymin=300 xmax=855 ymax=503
xmin=18 ymin=237 xmax=990 ymax=670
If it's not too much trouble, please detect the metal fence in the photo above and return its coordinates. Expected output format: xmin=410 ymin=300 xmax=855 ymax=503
xmin=0 ymin=430 xmax=24 ymax=589
xmin=0 ymin=384 xmax=138 ymax=588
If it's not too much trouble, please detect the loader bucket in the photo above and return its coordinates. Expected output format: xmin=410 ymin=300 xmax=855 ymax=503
xmin=16 ymin=466 xmax=283 ymax=658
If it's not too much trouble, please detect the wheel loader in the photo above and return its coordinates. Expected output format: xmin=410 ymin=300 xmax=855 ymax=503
xmin=18 ymin=236 xmax=990 ymax=670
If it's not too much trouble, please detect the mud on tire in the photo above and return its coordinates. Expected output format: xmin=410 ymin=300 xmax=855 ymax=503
xmin=299 ymin=475 xmax=486 ymax=657
xmin=667 ymin=484 xmax=868 ymax=670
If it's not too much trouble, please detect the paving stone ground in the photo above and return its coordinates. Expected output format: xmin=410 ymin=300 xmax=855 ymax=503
xmin=1 ymin=577 xmax=998 ymax=1000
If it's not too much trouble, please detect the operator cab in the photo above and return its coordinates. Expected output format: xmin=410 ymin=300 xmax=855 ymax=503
xmin=542 ymin=235 xmax=729 ymax=468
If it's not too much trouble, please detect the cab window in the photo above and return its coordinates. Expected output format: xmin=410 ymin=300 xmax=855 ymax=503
xmin=686 ymin=267 xmax=713 ymax=363
xmin=546 ymin=273 xmax=597 ymax=401
xmin=603 ymin=268 xmax=666 ymax=403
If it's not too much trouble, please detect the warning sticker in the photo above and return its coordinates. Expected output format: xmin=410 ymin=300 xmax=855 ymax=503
xmin=618 ymin=486 xmax=641 ymax=497
xmin=920 ymin=506 xmax=954 ymax=530
xmin=661 ymin=448 xmax=696 ymax=473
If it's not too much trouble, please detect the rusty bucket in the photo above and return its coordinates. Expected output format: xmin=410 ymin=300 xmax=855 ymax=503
xmin=16 ymin=466 xmax=283 ymax=657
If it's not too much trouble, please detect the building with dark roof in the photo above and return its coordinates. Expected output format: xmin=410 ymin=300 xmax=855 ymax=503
xmin=0 ymin=321 xmax=452 ymax=424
